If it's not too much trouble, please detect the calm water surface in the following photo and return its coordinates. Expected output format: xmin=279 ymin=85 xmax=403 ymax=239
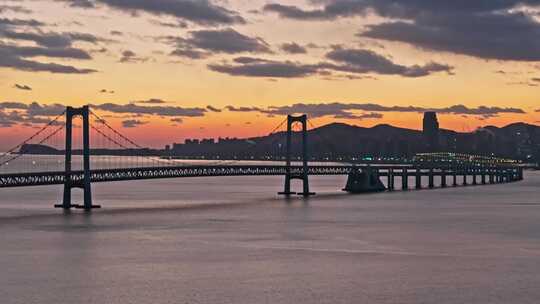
xmin=1 ymin=166 xmax=539 ymax=303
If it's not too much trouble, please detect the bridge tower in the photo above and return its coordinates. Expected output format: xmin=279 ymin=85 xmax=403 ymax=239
xmin=278 ymin=115 xmax=315 ymax=196
xmin=55 ymin=106 xmax=100 ymax=210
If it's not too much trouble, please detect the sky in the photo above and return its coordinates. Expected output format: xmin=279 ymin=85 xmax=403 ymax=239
xmin=1 ymin=0 xmax=540 ymax=149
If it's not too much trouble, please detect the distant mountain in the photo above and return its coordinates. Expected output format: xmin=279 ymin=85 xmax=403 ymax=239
xmin=17 ymin=122 xmax=540 ymax=163
xmin=19 ymin=144 xmax=61 ymax=155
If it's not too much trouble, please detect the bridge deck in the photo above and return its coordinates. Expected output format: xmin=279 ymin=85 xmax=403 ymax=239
xmin=0 ymin=164 xmax=518 ymax=188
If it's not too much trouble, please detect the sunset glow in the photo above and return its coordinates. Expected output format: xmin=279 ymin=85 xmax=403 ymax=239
xmin=1 ymin=0 xmax=539 ymax=149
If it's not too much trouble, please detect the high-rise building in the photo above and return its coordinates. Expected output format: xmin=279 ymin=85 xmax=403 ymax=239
xmin=423 ymin=112 xmax=440 ymax=152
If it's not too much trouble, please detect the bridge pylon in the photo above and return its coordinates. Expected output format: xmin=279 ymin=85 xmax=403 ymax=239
xmin=278 ymin=114 xmax=315 ymax=197
xmin=54 ymin=106 xmax=100 ymax=210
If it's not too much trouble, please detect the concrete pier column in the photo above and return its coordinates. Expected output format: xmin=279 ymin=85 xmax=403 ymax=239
xmin=452 ymin=166 xmax=457 ymax=187
xmin=415 ymin=168 xmax=422 ymax=189
xmin=388 ymin=168 xmax=394 ymax=191
xmin=481 ymin=168 xmax=486 ymax=184
xmin=428 ymin=168 xmax=434 ymax=188
xmin=441 ymin=169 xmax=447 ymax=188
xmin=463 ymin=167 xmax=468 ymax=186
xmin=489 ymin=168 xmax=495 ymax=184
xmin=472 ymin=168 xmax=477 ymax=185
xmin=402 ymin=168 xmax=408 ymax=190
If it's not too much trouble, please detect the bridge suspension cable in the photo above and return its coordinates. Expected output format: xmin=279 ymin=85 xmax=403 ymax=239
xmin=0 ymin=111 xmax=66 ymax=163
xmin=202 ymin=117 xmax=289 ymax=166
xmin=89 ymin=109 xmax=179 ymax=168
xmin=0 ymin=124 xmax=65 ymax=170
xmin=306 ymin=118 xmax=346 ymax=164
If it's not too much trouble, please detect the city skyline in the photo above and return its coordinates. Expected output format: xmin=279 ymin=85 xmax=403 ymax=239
xmin=1 ymin=0 xmax=540 ymax=149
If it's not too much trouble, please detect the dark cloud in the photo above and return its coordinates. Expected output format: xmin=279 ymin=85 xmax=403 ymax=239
xmin=62 ymin=0 xmax=245 ymax=25
xmin=206 ymin=105 xmax=222 ymax=112
xmin=26 ymin=102 xmax=66 ymax=116
xmin=150 ymin=20 xmax=188 ymax=29
xmin=0 ymin=102 xmax=65 ymax=127
xmin=122 ymin=119 xmax=148 ymax=128
xmin=119 ymin=50 xmax=148 ymax=63
xmin=225 ymin=105 xmax=265 ymax=112
xmin=333 ymin=112 xmax=383 ymax=120
xmin=0 ymin=18 xmax=101 ymax=74
xmin=262 ymin=103 xmax=526 ymax=118
xmin=360 ymin=14 xmax=540 ymax=61
xmin=61 ymin=0 xmax=95 ymax=8
xmin=209 ymin=57 xmax=319 ymax=78
xmin=0 ymin=18 xmax=44 ymax=27
xmin=0 ymin=29 xmax=104 ymax=48
xmin=167 ymin=28 xmax=270 ymax=59
xmin=0 ymin=43 xmax=92 ymax=60
xmin=263 ymin=4 xmax=335 ymax=20
xmin=170 ymin=47 xmax=209 ymax=59
xmin=0 ymin=5 xmax=32 ymax=14
xmin=209 ymin=48 xmax=452 ymax=79
xmin=14 ymin=84 xmax=32 ymax=91
xmin=325 ymin=46 xmax=453 ymax=77
xmin=93 ymin=103 xmax=206 ymax=117
xmin=280 ymin=42 xmax=307 ymax=54
xmin=265 ymin=1 xmax=540 ymax=61
xmin=132 ymin=98 xmax=167 ymax=104
xmin=170 ymin=117 xmax=183 ymax=124
xmin=0 ymin=46 xmax=97 ymax=74
xmin=0 ymin=102 xmax=29 ymax=110
xmin=222 ymin=102 xmax=526 ymax=119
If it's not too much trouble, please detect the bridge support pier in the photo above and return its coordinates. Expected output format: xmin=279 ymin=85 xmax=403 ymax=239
xmin=387 ymin=168 xmax=395 ymax=191
xmin=401 ymin=168 xmax=408 ymax=190
xmin=463 ymin=167 xmax=468 ymax=186
xmin=278 ymin=115 xmax=315 ymax=197
xmin=428 ymin=168 xmax=434 ymax=188
xmin=441 ymin=169 xmax=447 ymax=188
xmin=481 ymin=170 xmax=486 ymax=185
xmin=343 ymin=167 xmax=386 ymax=193
xmin=415 ymin=168 xmax=421 ymax=189
xmin=54 ymin=106 xmax=100 ymax=210
xmin=472 ymin=169 xmax=477 ymax=185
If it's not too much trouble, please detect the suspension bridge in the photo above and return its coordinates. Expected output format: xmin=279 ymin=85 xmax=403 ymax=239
xmin=0 ymin=106 xmax=524 ymax=210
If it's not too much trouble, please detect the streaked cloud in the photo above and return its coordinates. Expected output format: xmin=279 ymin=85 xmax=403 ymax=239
xmin=0 ymin=46 xmax=97 ymax=73
xmin=166 ymin=28 xmax=271 ymax=59
xmin=222 ymin=102 xmax=526 ymax=119
xmin=206 ymin=105 xmax=221 ymax=112
xmin=208 ymin=48 xmax=453 ymax=79
xmin=209 ymin=57 xmax=320 ymax=78
xmin=280 ymin=42 xmax=307 ymax=54
xmin=264 ymin=0 xmax=540 ymax=61
xmin=92 ymin=102 xmax=206 ymax=117
xmin=119 ymin=50 xmax=148 ymax=63
xmin=60 ymin=0 xmax=245 ymax=25
xmin=325 ymin=46 xmax=454 ymax=77
xmin=122 ymin=119 xmax=148 ymax=128
xmin=13 ymin=84 xmax=32 ymax=91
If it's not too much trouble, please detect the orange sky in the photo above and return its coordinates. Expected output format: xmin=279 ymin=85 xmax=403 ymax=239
xmin=1 ymin=0 xmax=539 ymax=149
